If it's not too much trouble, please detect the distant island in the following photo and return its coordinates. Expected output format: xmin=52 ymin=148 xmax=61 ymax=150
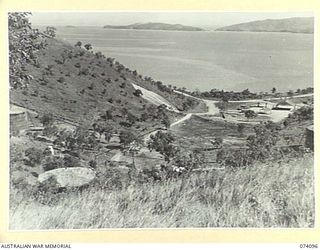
xmin=103 ymin=22 xmax=204 ymax=31
xmin=216 ymin=17 xmax=314 ymax=34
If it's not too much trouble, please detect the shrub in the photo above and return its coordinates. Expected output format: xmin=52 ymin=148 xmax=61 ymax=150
xmin=63 ymin=154 xmax=80 ymax=168
xmin=45 ymin=65 xmax=54 ymax=75
xmin=54 ymin=128 xmax=98 ymax=152
xmin=74 ymin=62 xmax=81 ymax=68
xmin=84 ymin=43 xmax=92 ymax=51
xmin=40 ymin=113 xmax=54 ymax=127
xmin=148 ymin=131 xmax=178 ymax=163
xmin=217 ymin=121 xmax=281 ymax=168
xmin=42 ymin=155 xmax=64 ymax=171
xmin=42 ymin=125 xmax=58 ymax=137
xmin=23 ymin=147 xmax=43 ymax=166
xmin=31 ymin=90 xmax=39 ymax=97
xmin=244 ymin=110 xmax=257 ymax=120
xmin=217 ymin=148 xmax=253 ymax=168
xmin=119 ymin=130 xmax=138 ymax=147
xmin=57 ymin=77 xmax=65 ymax=83
xmin=89 ymin=160 xmax=97 ymax=169
xmin=78 ymin=68 xmax=89 ymax=76
xmin=100 ymin=110 xmax=113 ymax=120
xmin=95 ymin=52 xmax=104 ymax=59
xmin=133 ymin=89 xmax=143 ymax=97
xmin=285 ymin=106 xmax=313 ymax=124
xmin=88 ymin=83 xmax=94 ymax=90
xmin=75 ymin=41 xmax=82 ymax=47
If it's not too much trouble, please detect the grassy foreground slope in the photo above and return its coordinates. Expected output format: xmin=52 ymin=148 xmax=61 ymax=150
xmin=10 ymin=154 xmax=314 ymax=229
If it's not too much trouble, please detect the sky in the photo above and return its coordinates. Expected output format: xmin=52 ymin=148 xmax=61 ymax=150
xmin=29 ymin=12 xmax=313 ymax=28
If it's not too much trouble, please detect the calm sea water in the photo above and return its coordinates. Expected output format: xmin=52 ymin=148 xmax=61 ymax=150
xmin=56 ymin=26 xmax=313 ymax=92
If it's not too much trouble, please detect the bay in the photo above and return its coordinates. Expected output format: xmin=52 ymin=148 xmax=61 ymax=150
xmin=56 ymin=26 xmax=313 ymax=92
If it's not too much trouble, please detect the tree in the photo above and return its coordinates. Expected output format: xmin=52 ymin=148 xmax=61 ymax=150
xmin=43 ymin=26 xmax=56 ymax=38
xmin=133 ymin=89 xmax=143 ymax=97
xmin=100 ymin=109 xmax=113 ymax=121
xmin=246 ymin=122 xmax=280 ymax=161
xmin=216 ymin=100 xmax=228 ymax=112
xmin=75 ymin=41 xmax=82 ymax=47
xmin=40 ymin=113 xmax=54 ymax=127
xmin=119 ymin=130 xmax=142 ymax=168
xmin=216 ymin=100 xmax=228 ymax=119
xmin=271 ymin=87 xmax=277 ymax=94
xmin=244 ymin=110 xmax=257 ymax=120
xmin=54 ymin=128 xmax=98 ymax=152
xmin=119 ymin=130 xmax=137 ymax=148
xmin=287 ymin=90 xmax=294 ymax=97
xmin=9 ymin=12 xmax=49 ymax=88
xmin=57 ymin=77 xmax=65 ymax=83
xmin=84 ymin=43 xmax=92 ymax=51
xmin=148 ymin=131 xmax=178 ymax=163
xmin=242 ymin=88 xmax=250 ymax=95
xmin=161 ymin=115 xmax=171 ymax=129
xmin=92 ymin=121 xmax=113 ymax=140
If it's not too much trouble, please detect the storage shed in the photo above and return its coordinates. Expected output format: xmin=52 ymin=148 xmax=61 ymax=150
xmin=305 ymin=125 xmax=314 ymax=151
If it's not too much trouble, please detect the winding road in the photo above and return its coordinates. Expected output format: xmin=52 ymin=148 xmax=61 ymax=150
xmin=110 ymin=84 xmax=220 ymax=162
xmin=110 ymin=83 xmax=313 ymax=162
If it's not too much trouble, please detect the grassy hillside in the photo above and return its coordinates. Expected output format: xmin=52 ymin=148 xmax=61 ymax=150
xmin=103 ymin=22 xmax=204 ymax=31
xmin=10 ymin=154 xmax=314 ymax=229
xmin=216 ymin=17 xmax=314 ymax=34
xmin=10 ymin=37 xmax=204 ymax=129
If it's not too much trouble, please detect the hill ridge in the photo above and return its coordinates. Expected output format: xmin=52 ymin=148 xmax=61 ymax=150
xmin=216 ymin=17 xmax=314 ymax=34
xmin=103 ymin=22 xmax=204 ymax=31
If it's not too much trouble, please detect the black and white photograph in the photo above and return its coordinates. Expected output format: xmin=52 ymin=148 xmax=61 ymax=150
xmin=8 ymin=12 xmax=314 ymax=229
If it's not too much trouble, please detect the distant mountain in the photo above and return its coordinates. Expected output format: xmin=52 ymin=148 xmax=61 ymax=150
xmin=103 ymin=22 xmax=204 ymax=31
xmin=216 ymin=17 xmax=314 ymax=34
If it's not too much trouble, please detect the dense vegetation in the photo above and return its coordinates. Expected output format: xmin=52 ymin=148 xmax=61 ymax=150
xmin=9 ymin=12 xmax=56 ymax=89
xmin=176 ymin=87 xmax=314 ymax=101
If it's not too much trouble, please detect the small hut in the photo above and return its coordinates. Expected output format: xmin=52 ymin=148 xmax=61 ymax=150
xmin=273 ymin=100 xmax=295 ymax=111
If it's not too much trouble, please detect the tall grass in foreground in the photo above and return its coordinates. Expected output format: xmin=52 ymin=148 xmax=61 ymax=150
xmin=10 ymin=155 xmax=314 ymax=229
